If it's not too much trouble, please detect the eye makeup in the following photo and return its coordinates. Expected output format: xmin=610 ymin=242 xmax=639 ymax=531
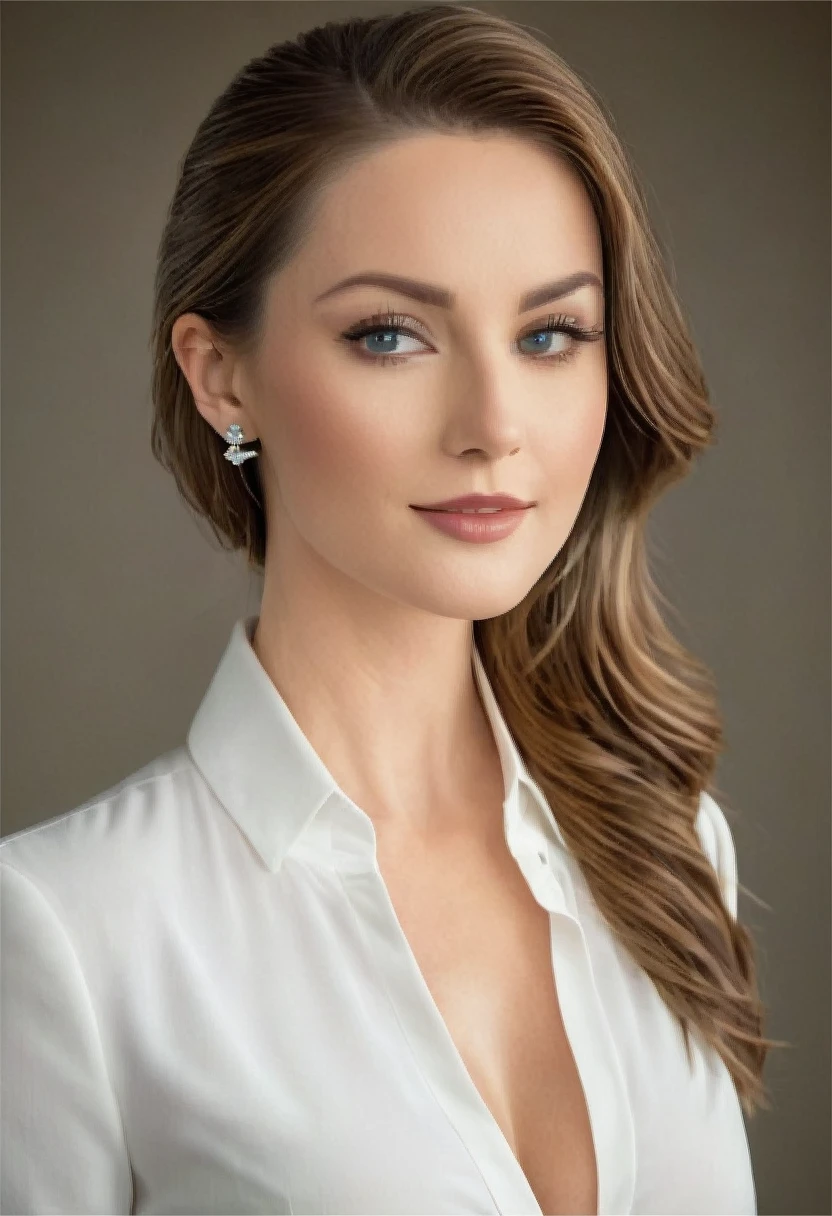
xmin=339 ymin=308 xmax=604 ymax=368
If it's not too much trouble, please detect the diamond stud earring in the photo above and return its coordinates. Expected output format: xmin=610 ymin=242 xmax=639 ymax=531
xmin=223 ymin=423 xmax=258 ymax=465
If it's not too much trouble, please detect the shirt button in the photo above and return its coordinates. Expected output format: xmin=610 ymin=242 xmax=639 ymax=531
xmin=537 ymin=849 xmax=547 ymax=864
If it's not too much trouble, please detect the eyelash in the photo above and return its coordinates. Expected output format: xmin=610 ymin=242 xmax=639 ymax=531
xmin=339 ymin=310 xmax=605 ymax=368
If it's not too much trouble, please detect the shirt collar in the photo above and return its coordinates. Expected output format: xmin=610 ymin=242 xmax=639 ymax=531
xmin=186 ymin=614 xmax=566 ymax=872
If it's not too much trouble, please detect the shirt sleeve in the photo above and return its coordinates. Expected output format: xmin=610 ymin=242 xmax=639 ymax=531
xmin=0 ymin=862 xmax=133 ymax=1215
xmin=694 ymin=790 xmax=739 ymax=920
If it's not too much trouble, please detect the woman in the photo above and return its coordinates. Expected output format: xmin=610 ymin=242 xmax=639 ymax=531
xmin=0 ymin=5 xmax=784 ymax=1214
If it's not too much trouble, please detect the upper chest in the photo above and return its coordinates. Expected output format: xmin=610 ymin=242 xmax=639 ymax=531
xmin=80 ymin=802 xmax=756 ymax=1216
xmin=374 ymin=817 xmax=599 ymax=1216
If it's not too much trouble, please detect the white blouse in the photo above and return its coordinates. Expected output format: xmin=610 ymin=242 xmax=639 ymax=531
xmin=0 ymin=614 xmax=757 ymax=1216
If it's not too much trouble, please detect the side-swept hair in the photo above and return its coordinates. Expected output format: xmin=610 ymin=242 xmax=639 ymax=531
xmin=150 ymin=2 xmax=787 ymax=1116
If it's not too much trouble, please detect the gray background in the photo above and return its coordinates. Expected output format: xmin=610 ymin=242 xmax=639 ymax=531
xmin=2 ymin=2 xmax=829 ymax=1212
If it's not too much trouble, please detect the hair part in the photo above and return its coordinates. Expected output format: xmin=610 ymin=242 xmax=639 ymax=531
xmin=150 ymin=1 xmax=787 ymax=1116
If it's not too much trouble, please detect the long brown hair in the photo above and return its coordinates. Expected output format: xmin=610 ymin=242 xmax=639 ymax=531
xmin=150 ymin=2 xmax=787 ymax=1116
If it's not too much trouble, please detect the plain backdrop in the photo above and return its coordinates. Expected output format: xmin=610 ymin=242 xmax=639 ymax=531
xmin=2 ymin=2 xmax=829 ymax=1213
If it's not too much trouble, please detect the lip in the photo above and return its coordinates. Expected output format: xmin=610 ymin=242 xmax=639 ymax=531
xmin=412 ymin=504 xmax=530 ymax=544
xmin=410 ymin=493 xmax=535 ymax=511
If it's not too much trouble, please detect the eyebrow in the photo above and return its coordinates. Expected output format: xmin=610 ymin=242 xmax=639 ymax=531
xmin=312 ymin=269 xmax=604 ymax=313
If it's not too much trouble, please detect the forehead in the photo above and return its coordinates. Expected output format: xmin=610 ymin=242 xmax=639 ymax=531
xmin=275 ymin=132 xmax=603 ymax=307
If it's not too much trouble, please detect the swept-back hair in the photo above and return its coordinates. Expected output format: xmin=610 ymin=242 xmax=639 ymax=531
xmin=150 ymin=2 xmax=787 ymax=1115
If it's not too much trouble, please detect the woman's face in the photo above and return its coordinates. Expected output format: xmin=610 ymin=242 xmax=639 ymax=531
xmin=241 ymin=131 xmax=607 ymax=622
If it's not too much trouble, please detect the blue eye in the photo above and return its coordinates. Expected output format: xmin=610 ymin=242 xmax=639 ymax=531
xmin=519 ymin=329 xmax=571 ymax=358
xmin=363 ymin=329 xmax=424 ymax=357
xmin=340 ymin=310 xmax=604 ymax=368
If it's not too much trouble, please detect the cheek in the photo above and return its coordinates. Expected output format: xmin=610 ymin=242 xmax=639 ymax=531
xmin=261 ymin=361 xmax=400 ymax=514
xmin=568 ymin=394 xmax=607 ymax=470
xmin=538 ymin=378 xmax=608 ymax=506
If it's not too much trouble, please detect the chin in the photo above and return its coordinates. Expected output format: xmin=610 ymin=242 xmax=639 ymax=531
xmin=395 ymin=579 xmax=538 ymax=623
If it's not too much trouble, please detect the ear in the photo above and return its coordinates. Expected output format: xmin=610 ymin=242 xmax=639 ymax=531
xmin=170 ymin=312 xmax=259 ymax=443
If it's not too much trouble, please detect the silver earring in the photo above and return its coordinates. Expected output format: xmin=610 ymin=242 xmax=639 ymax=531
xmin=223 ymin=423 xmax=258 ymax=465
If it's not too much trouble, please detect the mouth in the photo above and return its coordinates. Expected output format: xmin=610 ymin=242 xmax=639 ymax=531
xmin=412 ymin=505 xmax=526 ymax=514
xmin=410 ymin=501 xmax=532 ymax=543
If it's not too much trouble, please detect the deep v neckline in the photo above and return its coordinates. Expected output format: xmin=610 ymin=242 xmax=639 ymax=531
xmin=343 ymin=861 xmax=553 ymax=1213
xmin=333 ymin=826 xmax=631 ymax=1214
xmin=328 ymin=763 xmax=637 ymax=1215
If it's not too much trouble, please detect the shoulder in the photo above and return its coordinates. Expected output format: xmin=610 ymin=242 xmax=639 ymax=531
xmin=694 ymin=789 xmax=739 ymax=920
xmin=0 ymin=746 xmax=207 ymax=910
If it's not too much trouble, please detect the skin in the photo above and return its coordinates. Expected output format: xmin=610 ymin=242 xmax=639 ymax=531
xmin=171 ymin=131 xmax=608 ymax=849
